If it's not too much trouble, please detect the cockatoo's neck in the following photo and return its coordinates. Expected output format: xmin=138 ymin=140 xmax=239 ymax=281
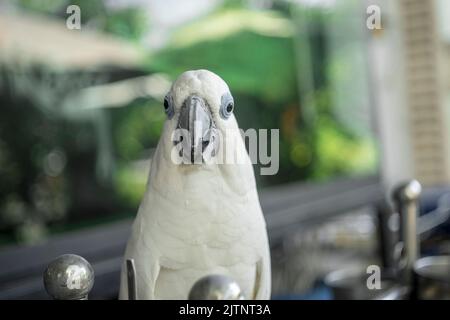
xmin=146 ymin=133 xmax=257 ymax=207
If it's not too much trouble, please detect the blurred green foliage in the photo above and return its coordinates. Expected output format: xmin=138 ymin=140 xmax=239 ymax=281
xmin=103 ymin=8 xmax=148 ymax=41
xmin=110 ymin=100 xmax=164 ymax=206
xmin=0 ymin=0 xmax=379 ymax=245
xmin=146 ymin=7 xmax=378 ymax=187
xmin=18 ymin=0 xmax=148 ymax=42
xmin=113 ymin=100 xmax=165 ymax=161
xmin=153 ymin=9 xmax=296 ymax=103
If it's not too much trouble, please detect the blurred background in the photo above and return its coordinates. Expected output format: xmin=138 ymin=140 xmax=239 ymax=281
xmin=0 ymin=0 xmax=449 ymax=299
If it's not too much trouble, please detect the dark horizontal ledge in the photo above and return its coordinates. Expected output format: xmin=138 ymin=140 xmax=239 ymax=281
xmin=0 ymin=175 xmax=383 ymax=299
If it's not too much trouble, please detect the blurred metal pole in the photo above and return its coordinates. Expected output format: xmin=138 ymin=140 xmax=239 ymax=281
xmin=392 ymin=180 xmax=422 ymax=285
xmin=376 ymin=202 xmax=398 ymax=273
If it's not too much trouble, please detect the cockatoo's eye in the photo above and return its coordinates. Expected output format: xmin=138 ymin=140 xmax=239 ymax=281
xmin=220 ymin=92 xmax=234 ymax=119
xmin=164 ymin=95 xmax=174 ymax=119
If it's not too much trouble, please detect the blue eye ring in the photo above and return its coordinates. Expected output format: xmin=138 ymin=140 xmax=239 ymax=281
xmin=164 ymin=94 xmax=174 ymax=119
xmin=220 ymin=92 xmax=234 ymax=119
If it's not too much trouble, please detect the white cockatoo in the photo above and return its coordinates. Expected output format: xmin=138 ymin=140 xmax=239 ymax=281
xmin=119 ymin=69 xmax=271 ymax=300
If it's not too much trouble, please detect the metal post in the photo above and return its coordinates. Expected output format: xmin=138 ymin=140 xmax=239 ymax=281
xmin=392 ymin=180 xmax=422 ymax=285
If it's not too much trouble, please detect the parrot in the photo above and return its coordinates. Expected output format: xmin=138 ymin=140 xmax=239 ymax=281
xmin=118 ymin=69 xmax=271 ymax=300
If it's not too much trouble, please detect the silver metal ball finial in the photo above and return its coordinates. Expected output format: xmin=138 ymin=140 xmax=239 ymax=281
xmin=188 ymin=274 xmax=244 ymax=300
xmin=393 ymin=180 xmax=422 ymax=202
xmin=43 ymin=254 xmax=94 ymax=300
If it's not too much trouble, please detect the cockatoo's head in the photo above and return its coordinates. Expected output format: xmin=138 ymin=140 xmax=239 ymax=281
xmin=159 ymin=69 xmax=241 ymax=166
xmin=151 ymin=70 xmax=256 ymax=197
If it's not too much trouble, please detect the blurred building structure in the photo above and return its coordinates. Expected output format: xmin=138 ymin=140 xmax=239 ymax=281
xmin=371 ymin=0 xmax=450 ymax=189
xmin=0 ymin=12 xmax=141 ymax=69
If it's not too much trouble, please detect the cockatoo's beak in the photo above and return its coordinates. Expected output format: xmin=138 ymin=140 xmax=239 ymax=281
xmin=176 ymin=95 xmax=218 ymax=164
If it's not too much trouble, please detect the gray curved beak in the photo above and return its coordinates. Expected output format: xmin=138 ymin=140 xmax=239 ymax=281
xmin=176 ymin=95 xmax=217 ymax=164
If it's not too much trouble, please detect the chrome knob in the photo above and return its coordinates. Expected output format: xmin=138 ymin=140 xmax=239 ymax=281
xmin=188 ymin=274 xmax=244 ymax=300
xmin=43 ymin=254 xmax=94 ymax=300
